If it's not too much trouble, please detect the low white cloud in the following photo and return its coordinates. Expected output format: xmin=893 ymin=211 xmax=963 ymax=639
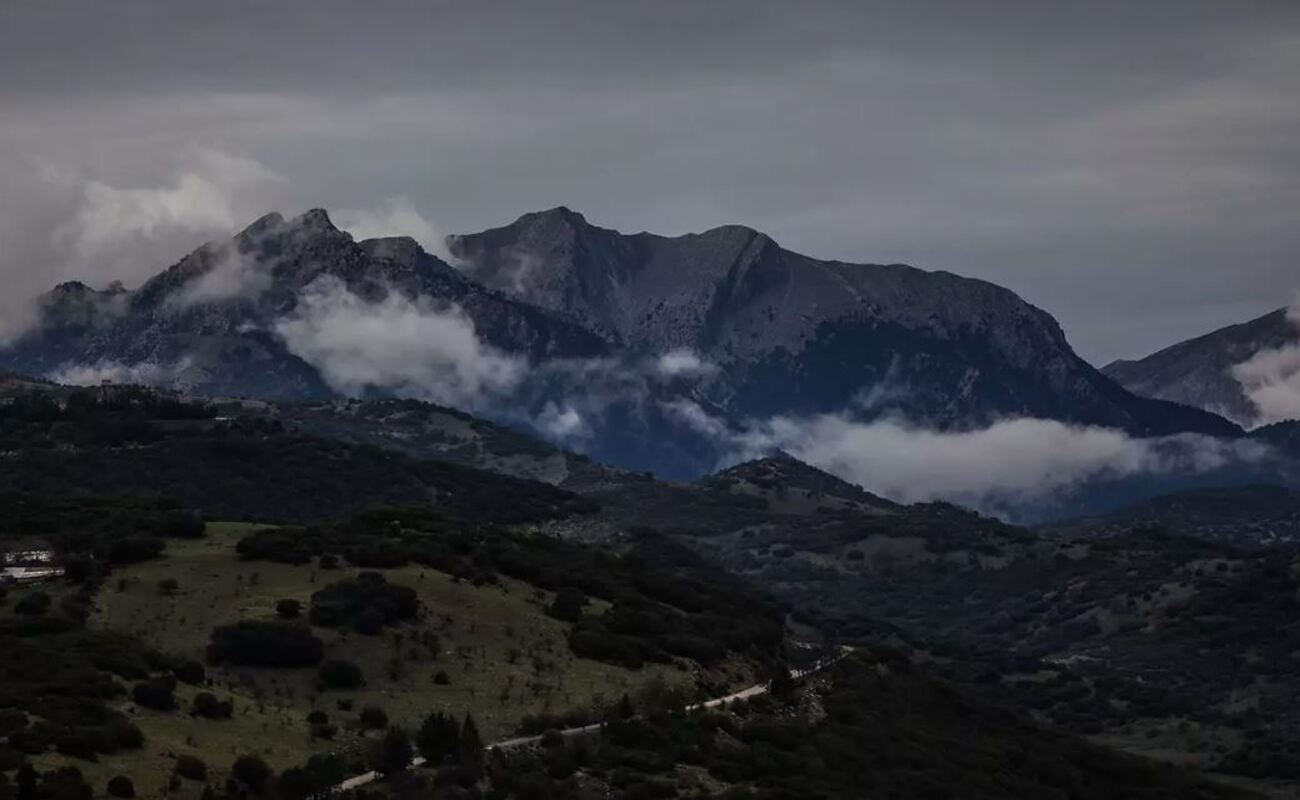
xmin=0 ymin=146 xmax=285 ymax=344
xmin=535 ymin=402 xmax=589 ymax=442
xmin=171 ymin=247 xmax=272 ymax=307
xmin=48 ymin=358 xmax=192 ymax=388
xmin=60 ymin=148 xmax=281 ymax=258
xmin=665 ymin=400 xmax=1271 ymax=515
xmin=654 ymin=349 xmax=717 ymax=378
xmin=335 ymin=197 xmax=458 ymax=264
xmin=1230 ymin=302 xmax=1300 ymax=426
xmin=274 ymin=277 xmax=524 ymax=409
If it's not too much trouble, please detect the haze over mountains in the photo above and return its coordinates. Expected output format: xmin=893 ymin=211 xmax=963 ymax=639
xmin=0 ymin=206 xmax=1285 ymax=519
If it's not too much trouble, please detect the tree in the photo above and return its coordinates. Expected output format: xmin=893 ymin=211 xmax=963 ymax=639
xmin=277 ymin=598 xmax=303 ymax=619
xmin=191 ymin=692 xmax=234 ymax=719
xmin=158 ymin=510 xmax=205 ymax=539
xmin=207 ymin=620 xmax=324 ymax=667
xmin=279 ymin=753 xmax=346 ymax=800
xmin=174 ymin=659 xmax=206 ymax=685
xmin=768 ymin=660 xmax=796 ymax=701
xmin=14 ymin=592 xmax=50 ymax=616
xmin=360 ymin=706 xmax=389 ymax=730
xmin=16 ymin=763 xmax=36 ymax=800
xmin=458 ymin=714 xmax=482 ymax=763
xmin=106 ymin=776 xmax=135 ymax=798
xmin=372 ymin=727 xmax=412 ymax=776
xmin=617 ymin=693 xmax=635 ymax=720
xmin=229 ymin=754 xmax=273 ymax=797
xmin=132 ymin=679 xmax=177 ymax=711
xmin=548 ymin=587 xmax=587 ymax=622
xmin=416 ymin=712 xmax=460 ymax=765
xmin=318 ymin=659 xmax=365 ymax=690
xmin=175 ymin=755 xmax=207 ymax=781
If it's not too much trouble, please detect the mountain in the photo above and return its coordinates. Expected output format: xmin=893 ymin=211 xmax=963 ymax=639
xmin=1103 ymin=307 xmax=1295 ymax=426
xmin=0 ymin=209 xmax=609 ymax=401
xmin=0 ymin=207 xmax=1241 ymax=486
xmin=451 ymin=207 xmax=1239 ymax=437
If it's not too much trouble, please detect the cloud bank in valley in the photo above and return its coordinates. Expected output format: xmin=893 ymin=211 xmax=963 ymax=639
xmin=665 ymin=400 xmax=1272 ymax=516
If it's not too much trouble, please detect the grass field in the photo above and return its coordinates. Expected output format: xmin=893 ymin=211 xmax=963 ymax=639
xmin=34 ymin=523 xmax=694 ymax=798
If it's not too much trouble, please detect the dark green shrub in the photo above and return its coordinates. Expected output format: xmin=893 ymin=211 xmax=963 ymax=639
xmin=175 ymin=754 xmax=207 ymax=781
xmin=106 ymin=775 xmax=135 ymax=798
xmin=317 ymin=659 xmax=364 ymax=690
xmin=132 ymin=679 xmax=176 ymax=711
xmin=206 ymin=621 xmax=323 ymax=667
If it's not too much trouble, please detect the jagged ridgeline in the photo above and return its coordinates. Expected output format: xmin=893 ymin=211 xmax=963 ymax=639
xmin=0 ymin=207 xmax=1240 ymax=480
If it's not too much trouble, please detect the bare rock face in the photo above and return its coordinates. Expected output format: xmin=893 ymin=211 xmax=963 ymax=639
xmin=450 ymin=207 xmax=1238 ymax=437
xmin=1103 ymin=308 xmax=1294 ymax=426
xmin=0 ymin=206 xmax=1239 ymax=478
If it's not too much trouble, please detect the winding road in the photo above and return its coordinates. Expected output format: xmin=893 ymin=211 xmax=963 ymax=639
xmin=333 ymin=648 xmax=850 ymax=793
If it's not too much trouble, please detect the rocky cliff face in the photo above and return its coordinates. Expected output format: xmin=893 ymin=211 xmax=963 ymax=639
xmin=451 ymin=207 xmax=1239 ymax=437
xmin=1103 ymin=308 xmax=1294 ymax=426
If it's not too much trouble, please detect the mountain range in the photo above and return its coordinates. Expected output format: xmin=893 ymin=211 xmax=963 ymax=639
xmin=0 ymin=207 xmax=1244 ymax=485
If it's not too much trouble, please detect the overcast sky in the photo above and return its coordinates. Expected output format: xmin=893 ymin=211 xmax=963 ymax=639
xmin=1 ymin=0 xmax=1296 ymax=363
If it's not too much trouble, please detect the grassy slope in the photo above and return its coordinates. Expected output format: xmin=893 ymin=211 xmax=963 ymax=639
xmin=37 ymin=523 xmax=690 ymax=798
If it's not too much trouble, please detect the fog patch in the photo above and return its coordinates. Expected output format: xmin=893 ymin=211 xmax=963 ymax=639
xmin=1231 ymin=302 xmax=1300 ymax=426
xmin=665 ymin=400 xmax=1271 ymax=515
xmin=0 ymin=147 xmax=284 ymax=344
xmin=336 ymin=197 xmax=459 ymax=264
xmin=535 ymin=402 xmax=590 ymax=442
xmin=274 ymin=277 xmax=523 ymax=410
xmin=171 ymin=247 xmax=272 ymax=307
xmin=655 ymin=349 xmax=717 ymax=378
xmin=48 ymin=358 xmax=192 ymax=388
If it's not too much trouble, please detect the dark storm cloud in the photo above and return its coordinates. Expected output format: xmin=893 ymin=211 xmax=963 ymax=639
xmin=1 ymin=0 xmax=1297 ymax=361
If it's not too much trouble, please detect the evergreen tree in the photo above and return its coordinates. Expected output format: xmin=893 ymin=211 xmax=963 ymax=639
xmin=458 ymin=713 xmax=483 ymax=763
xmin=15 ymin=764 xmax=35 ymax=800
xmin=373 ymin=726 xmax=413 ymax=776
xmin=617 ymin=693 xmax=635 ymax=720
xmin=769 ymin=660 xmax=796 ymax=701
xmin=416 ymin=712 xmax=460 ymax=765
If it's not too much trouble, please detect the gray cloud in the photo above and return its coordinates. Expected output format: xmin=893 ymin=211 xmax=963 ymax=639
xmin=335 ymin=197 xmax=458 ymax=264
xmin=273 ymin=277 xmax=525 ymax=409
xmin=0 ymin=1 xmax=1297 ymax=364
xmin=1230 ymin=300 xmax=1300 ymax=426
xmin=665 ymin=400 xmax=1274 ymax=516
xmin=0 ymin=145 xmax=285 ymax=342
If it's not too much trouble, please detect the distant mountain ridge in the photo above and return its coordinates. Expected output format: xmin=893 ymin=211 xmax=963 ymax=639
xmin=1103 ymin=307 xmax=1296 ymax=426
xmin=0 ymin=206 xmax=1240 ymax=480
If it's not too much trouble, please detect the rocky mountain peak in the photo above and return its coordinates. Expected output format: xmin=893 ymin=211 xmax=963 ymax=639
xmin=238 ymin=211 xmax=286 ymax=239
xmin=290 ymin=208 xmax=338 ymax=233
